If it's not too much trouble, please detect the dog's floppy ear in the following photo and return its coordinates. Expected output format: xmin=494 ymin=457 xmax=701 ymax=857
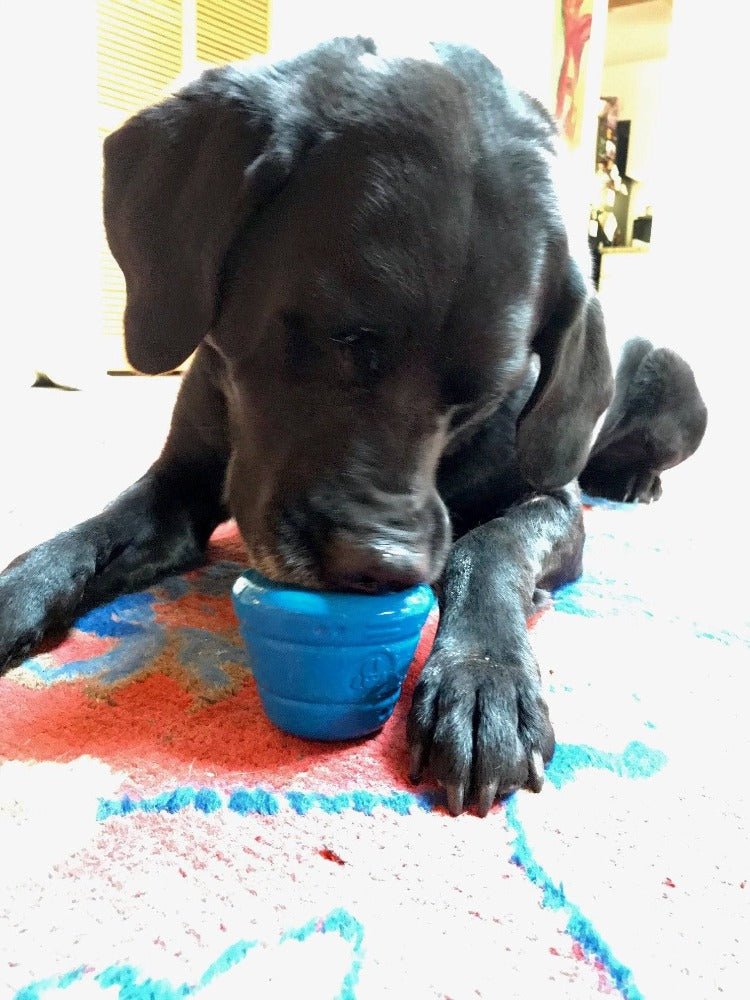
xmin=103 ymin=73 xmax=295 ymax=374
xmin=516 ymin=261 xmax=613 ymax=491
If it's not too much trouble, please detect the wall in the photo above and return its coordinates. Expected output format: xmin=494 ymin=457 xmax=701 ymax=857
xmin=1 ymin=1 xmax=103 ymax=390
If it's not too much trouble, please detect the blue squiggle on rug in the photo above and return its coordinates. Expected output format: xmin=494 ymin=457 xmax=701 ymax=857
xmin=545 ymin=739 xmax=667 ymax=790
xmin=506 ymin=795 xmax=644 ymax=1000
xmin=97 ymin=786 xmax=439 ymax=821
xmin=14 ymin=908 xmax=364 ymax=1000
xmin=96 ymin=740 xmax=663 ymax=821
xmin=508 ymin=737 xmax=666 ymax=996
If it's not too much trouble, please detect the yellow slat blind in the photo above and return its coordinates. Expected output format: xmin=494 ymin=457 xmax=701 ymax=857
xmin=97 ymin=0 xmax=182 ymax=110
xmin=197 ymin=0 xmax=269 ymax=63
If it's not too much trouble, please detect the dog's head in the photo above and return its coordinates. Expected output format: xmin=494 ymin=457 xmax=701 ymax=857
xmin=103 ymin=38 xmax=611 ymax=591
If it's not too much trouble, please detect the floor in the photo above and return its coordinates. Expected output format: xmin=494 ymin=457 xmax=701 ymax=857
xmin=0 ymin=375 xmax=727 ymax=573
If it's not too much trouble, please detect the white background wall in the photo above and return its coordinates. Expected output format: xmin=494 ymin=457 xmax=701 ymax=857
xmin=0 ymin=0 xmax=104 ymax=389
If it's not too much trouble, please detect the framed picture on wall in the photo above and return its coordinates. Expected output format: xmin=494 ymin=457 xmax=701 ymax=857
xmin=554 ymin=0 xmax=594 ymax=148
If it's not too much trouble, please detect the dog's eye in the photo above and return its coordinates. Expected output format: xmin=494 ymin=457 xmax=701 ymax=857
xmin=331 ymin=329 xmax=363 ymax=347
xmin=331 ymin=327 xmax=381 ymax=377
xmin=330 ymin=327 xmax=379 ymax=348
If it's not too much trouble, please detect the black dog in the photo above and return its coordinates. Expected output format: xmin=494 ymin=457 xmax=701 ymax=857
xmin=0 ymin=38 xmax=706 ymax=815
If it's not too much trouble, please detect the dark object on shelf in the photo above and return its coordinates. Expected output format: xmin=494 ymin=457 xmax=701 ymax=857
xmin=632 ymin=215 xmax=653 ymax=243
xmin=615 ymin=120 xmax=630 ymax=177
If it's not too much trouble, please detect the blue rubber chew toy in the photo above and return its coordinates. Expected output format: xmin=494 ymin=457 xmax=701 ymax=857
xmin=231 ymin=570 xmax=437 ymax=741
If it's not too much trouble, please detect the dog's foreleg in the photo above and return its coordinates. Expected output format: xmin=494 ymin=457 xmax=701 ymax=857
xmin=407 ymin=484 xmax=584 ymax=815
xmin=0 ymin=355 xmax=229 ymax=670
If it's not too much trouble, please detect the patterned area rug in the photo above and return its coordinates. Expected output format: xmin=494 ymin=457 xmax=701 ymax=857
xmin=2 ymin=499 xmax=747 ymax=999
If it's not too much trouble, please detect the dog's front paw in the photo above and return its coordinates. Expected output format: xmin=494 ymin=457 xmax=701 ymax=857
xmin=407 ymin=642 xmax=555 ymax=816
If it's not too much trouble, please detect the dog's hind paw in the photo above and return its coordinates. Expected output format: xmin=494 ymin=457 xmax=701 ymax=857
xmin=624 ymin=471 xmax=662 ymax=504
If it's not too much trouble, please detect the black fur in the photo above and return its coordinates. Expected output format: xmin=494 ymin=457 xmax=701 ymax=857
xmin=0 ymin=38 xmax=706 ymax=814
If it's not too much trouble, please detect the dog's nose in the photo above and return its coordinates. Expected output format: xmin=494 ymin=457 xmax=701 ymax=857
xmin=323 ymin=536 xmax=431 ymax=594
